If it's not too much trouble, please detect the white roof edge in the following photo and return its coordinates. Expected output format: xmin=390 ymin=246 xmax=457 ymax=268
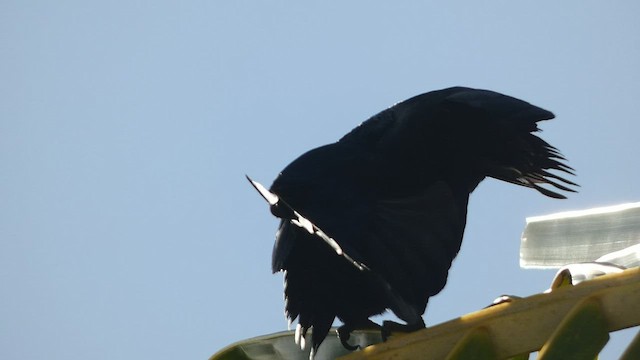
xmin=526 ymin=202 xmax=640 ymax=223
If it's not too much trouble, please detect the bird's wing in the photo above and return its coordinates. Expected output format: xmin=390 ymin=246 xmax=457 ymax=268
xmin=362 ymin=180 xmax=468 ymax=320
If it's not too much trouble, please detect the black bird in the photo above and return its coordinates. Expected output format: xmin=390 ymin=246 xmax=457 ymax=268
xmin=250 ymin=87 xmax=576 ymax=357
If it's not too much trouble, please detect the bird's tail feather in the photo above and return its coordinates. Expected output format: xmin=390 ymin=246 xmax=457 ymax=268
xmin=485 ymin=132 xmax=577 ymax=199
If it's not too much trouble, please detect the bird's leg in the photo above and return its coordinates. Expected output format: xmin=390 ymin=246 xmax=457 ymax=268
xmin=337 ymin=319 xmax=381 ymax=351
xmin=381 ymin=318 xmax=425 ymax=341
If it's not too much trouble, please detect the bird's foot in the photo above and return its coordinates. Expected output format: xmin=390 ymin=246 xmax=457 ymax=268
xmin=485 ymin=294 xmax=522 ymax=308
xmin=337 ymin=319 xmax=381 ymax=351
xmin=381 ymin=319 xmax=425 ymax=341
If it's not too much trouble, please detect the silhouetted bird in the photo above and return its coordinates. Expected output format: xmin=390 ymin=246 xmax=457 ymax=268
xmin=249 ymin=87 xmax=576 ymax=357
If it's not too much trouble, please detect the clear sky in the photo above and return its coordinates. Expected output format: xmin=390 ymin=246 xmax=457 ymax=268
xmin=2 ymin=1 xmax=639 ymax=359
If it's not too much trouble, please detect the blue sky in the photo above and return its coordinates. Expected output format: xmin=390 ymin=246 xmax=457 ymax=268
xmin=2 ymin=1 xmax=639 ymax=359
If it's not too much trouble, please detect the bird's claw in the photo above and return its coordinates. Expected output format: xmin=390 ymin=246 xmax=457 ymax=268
xmin=381 ymin=319 xmax=425 ymax=341
xmin=337 ymin=326 xmax=360 ymax=351
xmin=337 ymin=320 xmax=382 ymax=351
